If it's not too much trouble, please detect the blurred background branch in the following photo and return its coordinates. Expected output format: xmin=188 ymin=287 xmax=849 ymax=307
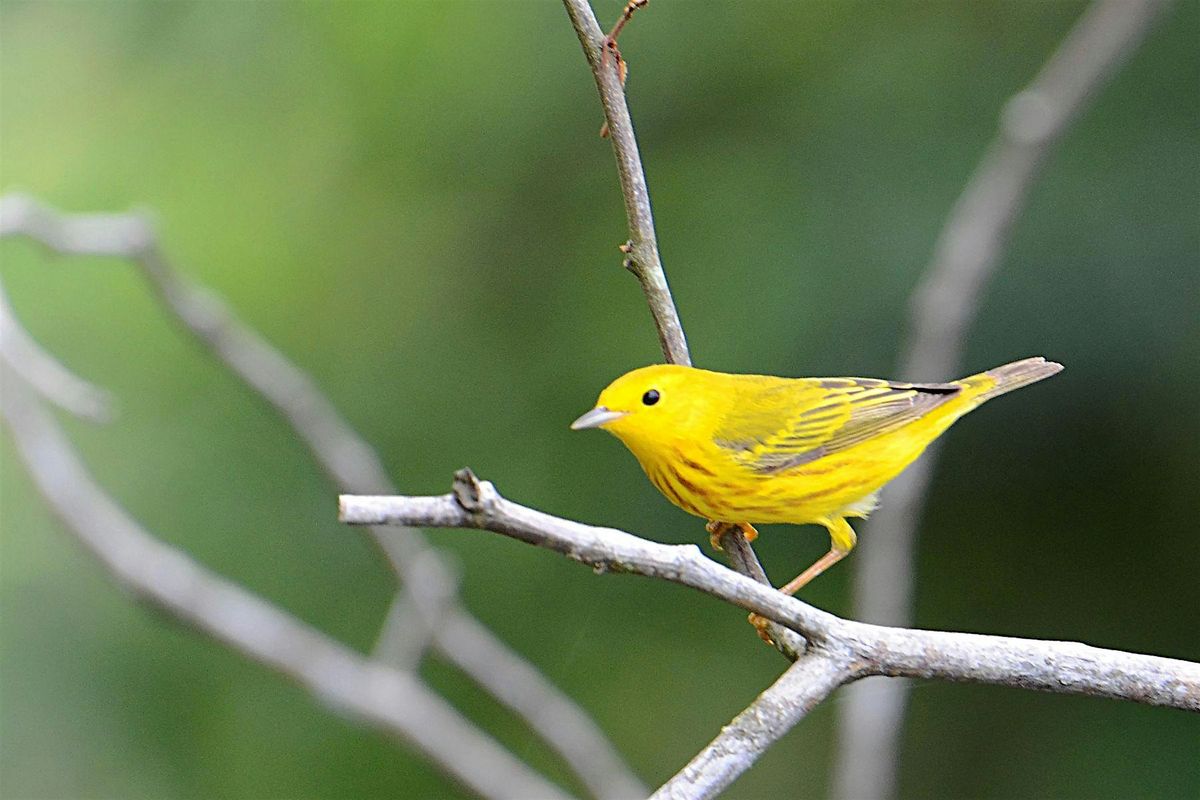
xmin=835 ymin=2 xmax=1173 ymax=798
xmin=0 ymin=194 xmax=643 ymax=800
xmin=0 ymin=366 xmax=570 ymax=800
xmin=0 ymin=275 xmax=113 ymax=422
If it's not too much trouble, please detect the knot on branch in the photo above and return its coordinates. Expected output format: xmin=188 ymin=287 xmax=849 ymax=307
xmin=617 ymin=240 xmax=636 ymax=273
xmin=452 ymin=467 xmax=489 ymax=513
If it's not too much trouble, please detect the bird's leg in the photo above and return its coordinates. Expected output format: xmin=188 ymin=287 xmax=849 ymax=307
xmin=748 ymin=517 xmax=857 ymax=642
xmin=705 ymin=520 xmax=758 ymax=551
xmin=784 ymin=515 xmax=857 ymax=594
xmin=776 ymin=547 xmax=851 ymax=596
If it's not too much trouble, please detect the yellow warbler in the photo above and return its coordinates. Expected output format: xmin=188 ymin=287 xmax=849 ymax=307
xmin=572 ymin=357 xmax=1061 ymax=597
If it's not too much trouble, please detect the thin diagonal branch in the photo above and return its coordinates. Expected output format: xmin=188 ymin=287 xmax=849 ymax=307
xmin=0 ymin=193 xmax=645 ymax=800
xmin=835 ymin=3 xmax=1171 ymax=798
xmin=650 ymin=653 xmax=854 ymax=800
xmin=340 ymin=478 xmax=1200 ymax=710
xmin=0 ymin=369 xmax=571 ymax=800
xmin=561 ymin=0 xmax=689 ymax=366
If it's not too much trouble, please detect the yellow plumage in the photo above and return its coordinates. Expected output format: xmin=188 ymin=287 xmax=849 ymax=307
xmin=572 ymin=357 xmax=1061 ymax=597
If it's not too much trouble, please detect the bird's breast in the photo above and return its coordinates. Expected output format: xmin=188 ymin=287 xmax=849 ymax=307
xmin=636 ymin=439 xmax=908 ymax=525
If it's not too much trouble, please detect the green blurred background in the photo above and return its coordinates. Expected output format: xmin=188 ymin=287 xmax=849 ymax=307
xmin=2 ymin=1 xmax=1197 ymax=797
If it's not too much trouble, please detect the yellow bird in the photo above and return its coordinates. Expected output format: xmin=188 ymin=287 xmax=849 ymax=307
xmin=571 ymin=357 xmax=1061 ymax=599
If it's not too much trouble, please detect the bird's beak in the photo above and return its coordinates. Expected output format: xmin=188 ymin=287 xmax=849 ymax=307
xmin=570 ymin=406 xmax=627 ymax=430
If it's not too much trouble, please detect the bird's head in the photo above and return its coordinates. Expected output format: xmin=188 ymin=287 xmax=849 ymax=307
xmin=571 ymin=364 xmax=711 ymax=452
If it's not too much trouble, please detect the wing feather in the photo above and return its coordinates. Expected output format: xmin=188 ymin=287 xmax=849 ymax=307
xmin=714 ymin=377 xmax=961 ymax=473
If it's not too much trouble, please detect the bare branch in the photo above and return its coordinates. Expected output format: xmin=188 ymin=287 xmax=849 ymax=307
xmin=0 ymin=193 xmax=645 ymax=800
xmin=343 ymin=474 xmax=842 ymax=642
xmin=343 ymin=473 xmax=1198 ymax=796
xmin=715 ymin=529 xmax=807 ymax=661
xmin=843 ymin=623 xmax=1198 ymax=707
xmin=651 ymin=653 xmax=854 ymax=800
xmin=561 ymin=0 xmax=690 ymax=367
xmin=836 ymin=3 xmax=1171 ymax=798
xmin=0 ymin=369 xmax=571 ymax=800
xmin=341 ymin=478 xmax=1200 ymax=712
xmin=0 ymin=275 xmax=113 ymax=422
xmin=561 ymin=0 xmax=801 ymax=660
xmin=907 ymin=0 xmax=1169 ymax=383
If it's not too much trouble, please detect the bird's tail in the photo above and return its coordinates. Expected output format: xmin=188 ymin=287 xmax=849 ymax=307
xmin=962 ymin=357 xmax=1063 ymax=404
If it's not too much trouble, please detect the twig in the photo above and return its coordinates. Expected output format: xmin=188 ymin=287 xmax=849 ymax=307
xmin=600 ymin=0 xmax=650 ymax=86
xmin=0 ymin=193 xmax=645 ymax=800
xmin=340 ymin=476 xmax=1200 ymax=710
xmin=834 ymin=3 xmax=1171 ymax=798
xmin=0 ymin=369 xmax=571 ymax=800
xmin=561 ymin=0 xmax=690 ymax=367
xmin=709 ymin=524 xmax=807 ymax=660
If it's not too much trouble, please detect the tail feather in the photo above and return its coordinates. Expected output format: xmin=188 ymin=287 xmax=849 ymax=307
xmin=967 ymin=356 xmax=1063 ymax=403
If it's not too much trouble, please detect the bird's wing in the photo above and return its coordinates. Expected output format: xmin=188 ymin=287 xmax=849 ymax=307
xmin=713 ymin=377 xmax=961 ymax=474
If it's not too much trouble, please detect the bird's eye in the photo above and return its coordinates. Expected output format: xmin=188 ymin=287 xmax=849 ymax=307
xmin=642 ymin=389 xmax=660 ymax=406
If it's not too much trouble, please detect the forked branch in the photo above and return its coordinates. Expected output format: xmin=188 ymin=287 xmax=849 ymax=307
xmin=341 ymin=476 xmax=1200 ymax=713
xmin=343 ymin=473 xmax=1199 ymax=798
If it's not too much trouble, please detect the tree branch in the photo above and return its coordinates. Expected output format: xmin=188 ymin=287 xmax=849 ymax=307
xmin=0 ymin=193 xmax=644 ymax=800
xmin=343 ymin=475 xmax=1198 ymax=796
xmin=0 ymin=369 xmax=571 ymax=800
xmin=341 ymin=478 xmax=1200 ymax=711
xmin=651 ymin=652 xmax=852 ymax=800
xmin=561 ymin=0 xmax=689 ymax=367
xmin=345 ymin=475 xmax=841 ymax=642
xmin=835 ymin=3 xmax=1172 ymax=798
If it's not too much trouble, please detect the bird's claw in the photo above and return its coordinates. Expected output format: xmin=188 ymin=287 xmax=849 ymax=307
xmin=705 ymin=521 xmax=726 ymax=551
xmin=748 ymin=613 xmax=776 ymax=646
xmin=705 ymin=521 xmax=759 ymax=551
xmin=737 ymin=522 xmax=758 ymax=543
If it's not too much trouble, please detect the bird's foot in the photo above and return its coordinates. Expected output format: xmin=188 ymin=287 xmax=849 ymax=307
xmin=747 ymin=613 xmax=776 ymax=646
xmin=705 ymin=521 xmax=758 ymax=551
xmin=737 ymin=522 xmax=759 ymax=543
xmin=704 ymin=521 xmax=725 ymax=550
